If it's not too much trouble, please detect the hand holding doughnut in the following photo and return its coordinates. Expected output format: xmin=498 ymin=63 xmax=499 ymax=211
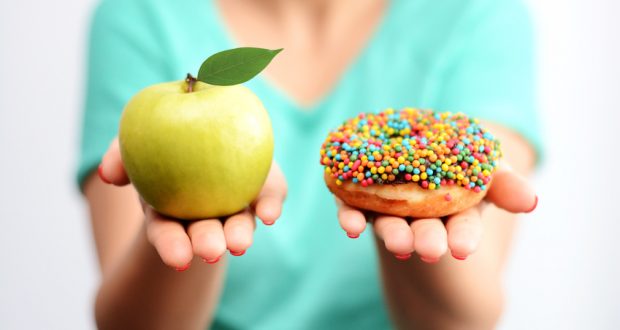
xmin=320 ymin=108 xmax=537 ymax=261
xmin=335 ymin=165 xmax=537 ymax=262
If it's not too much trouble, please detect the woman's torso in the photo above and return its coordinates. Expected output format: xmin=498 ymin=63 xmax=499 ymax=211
xmin=83 ymin=0 xmax=537 ymax=328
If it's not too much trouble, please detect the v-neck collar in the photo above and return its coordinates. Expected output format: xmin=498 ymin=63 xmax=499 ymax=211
xmin=205 ymin=0 xmax=397 ymax=121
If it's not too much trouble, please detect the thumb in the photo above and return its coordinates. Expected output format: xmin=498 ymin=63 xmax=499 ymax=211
xmin=98 ymin=138 xmax=130 ymax=186
xmin=485 ymin=164 xmax=538 ymax=214
xmin=252 ymin=162 xmax=287 ymax=225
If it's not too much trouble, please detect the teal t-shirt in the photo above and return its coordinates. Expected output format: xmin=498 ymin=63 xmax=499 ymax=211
xmin=79 ymin=0 xmax=541 ymax=328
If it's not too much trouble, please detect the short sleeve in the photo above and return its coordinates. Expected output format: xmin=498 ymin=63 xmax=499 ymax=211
xmin=77 ymin=0 xmax=172 ymax=188
xmin=434 ymin=0 xmax=543 ymax=161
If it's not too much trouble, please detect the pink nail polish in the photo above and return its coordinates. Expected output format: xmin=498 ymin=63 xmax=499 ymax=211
xmin=347 ymin=233 xmax=359 ymax=239
xmin=526 ymin=195 xmax=538 ymax=213
xmin=98 ymin=164 xmax=111 ymax=184
xmin=452 ymin=255 xmax=467 ymax=261
xmin=202 ymin=256 xmax=221 ymax=264
xmin=174 ymin=263 xmax=191 ymax=272
xmin=394 ymin=253 xmax=412 ymax=260
xmin=230 ymin=250 xmax=245 ymax=256
xmin=263 ymin=221 xmax=275 ymax=226
xmin=420 ymin=256 xmax=440 ymax=263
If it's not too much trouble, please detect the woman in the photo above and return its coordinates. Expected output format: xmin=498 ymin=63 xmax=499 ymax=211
xmin=80 ymin=0 xmax=540 ymax=329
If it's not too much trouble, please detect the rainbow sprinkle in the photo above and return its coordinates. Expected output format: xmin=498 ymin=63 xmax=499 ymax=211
xmin=319 ymin=108 xmax=502 ymax=192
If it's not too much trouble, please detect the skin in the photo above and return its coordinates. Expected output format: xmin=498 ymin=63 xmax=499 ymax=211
xmin=86 ymin=0 xmax=537 ymax=329
xmin=90 ymin=138 xmax=286 ymax=330
xmin=340 ymin=122 xmax=536 ymax=329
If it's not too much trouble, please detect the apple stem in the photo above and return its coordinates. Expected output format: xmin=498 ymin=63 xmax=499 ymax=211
xmin=185 ymin=73 xmax=197 ymax=93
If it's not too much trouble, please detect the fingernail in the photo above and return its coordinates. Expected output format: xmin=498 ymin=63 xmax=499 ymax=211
xmin=174 ymin=263 xmax=191 ymax=272
xmin=202 ymin=256 xmax=221 ymax=264
xmin=525 ymin=195 xmax=538 ymax=213
xmin=394 ymin=253 xmax=412 ymax=260
xmin=452 ymin=255 xmax=467 ymax=261
xmin=98 ymin=164 xmax=111 ymax=184
xmin=347 ymin=233 xmax=359 ymax=239
xmin=263 ymin=221 xmax=275 ymax=226
xmin=230 ymin=250 xmax=245 ymax=256
xmin=420 ymin=256 xmax=440 ymax=263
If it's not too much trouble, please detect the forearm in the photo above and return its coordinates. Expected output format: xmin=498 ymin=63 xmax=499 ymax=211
xmin=376 ymin=123 xmax=535 ymax=329
xmin=376 ymin=208 xmax=514 ymax=330
xmin=84 ymin=176 xmax=226 ymax=329
xmin=95 ymin=223 xmax=226 ymax=330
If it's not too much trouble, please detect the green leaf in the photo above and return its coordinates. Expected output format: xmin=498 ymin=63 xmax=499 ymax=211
xmin=197 ymin=47 xmax=283 ymax=86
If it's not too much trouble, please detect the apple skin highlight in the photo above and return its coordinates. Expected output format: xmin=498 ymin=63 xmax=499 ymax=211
xmin=119 ymin=80 xmax=274 ymax=220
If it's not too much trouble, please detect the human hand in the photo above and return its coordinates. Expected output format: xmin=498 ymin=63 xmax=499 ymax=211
xmin=98 ymin=138 xmax=287 ymax=270
xmin=335 ymin=166 xmax=537 ymax=263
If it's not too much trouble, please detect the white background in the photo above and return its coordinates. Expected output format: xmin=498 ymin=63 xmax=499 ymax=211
xmin=1 ymin=0 xmax=618 ymax=329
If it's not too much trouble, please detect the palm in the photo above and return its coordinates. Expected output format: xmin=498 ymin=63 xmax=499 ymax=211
xmin=335 ymin=167 xmax=537 ymax=262
xmin=99 ymin=138 xmax=287 ymax=270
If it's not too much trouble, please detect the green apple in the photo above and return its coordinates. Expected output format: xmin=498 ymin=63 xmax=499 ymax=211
xmin=119 ymin=80 xmax=274 ymax=220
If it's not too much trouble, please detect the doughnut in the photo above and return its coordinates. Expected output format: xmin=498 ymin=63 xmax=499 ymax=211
xmin=319 ymin=108 xmax=502 ymax=218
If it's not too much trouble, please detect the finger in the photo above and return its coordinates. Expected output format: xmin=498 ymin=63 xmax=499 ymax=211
xmin=253 ymin=162 xmax=287 ymax=225
xmin=187 ymin=219 xmax=227 ymax=263
xmin=335 ymin=198 xmax=367 ymax=238
xmin=410 ymin=218 xmax=448 ymax=263
xmin=223 ymin=209 xmax=255 ymax=256
xmin=486 ymin=167 xmax=537 ymax=213
xmin=99 ymin=138 xmax=130 ymax=186
xmin=374 ymin=216 xmax=414 ymax=259
xmin=445 ymin=207 xmax=483 ymax=260
xmin=145 ymin=207 xmax=193 ymax=270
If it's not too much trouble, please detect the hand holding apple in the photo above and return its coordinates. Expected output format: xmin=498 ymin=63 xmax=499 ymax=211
xmin=98 ymin=139 xmax=287 ymax=269
xmin=97 ymin=47 xmax=286 ymax=268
